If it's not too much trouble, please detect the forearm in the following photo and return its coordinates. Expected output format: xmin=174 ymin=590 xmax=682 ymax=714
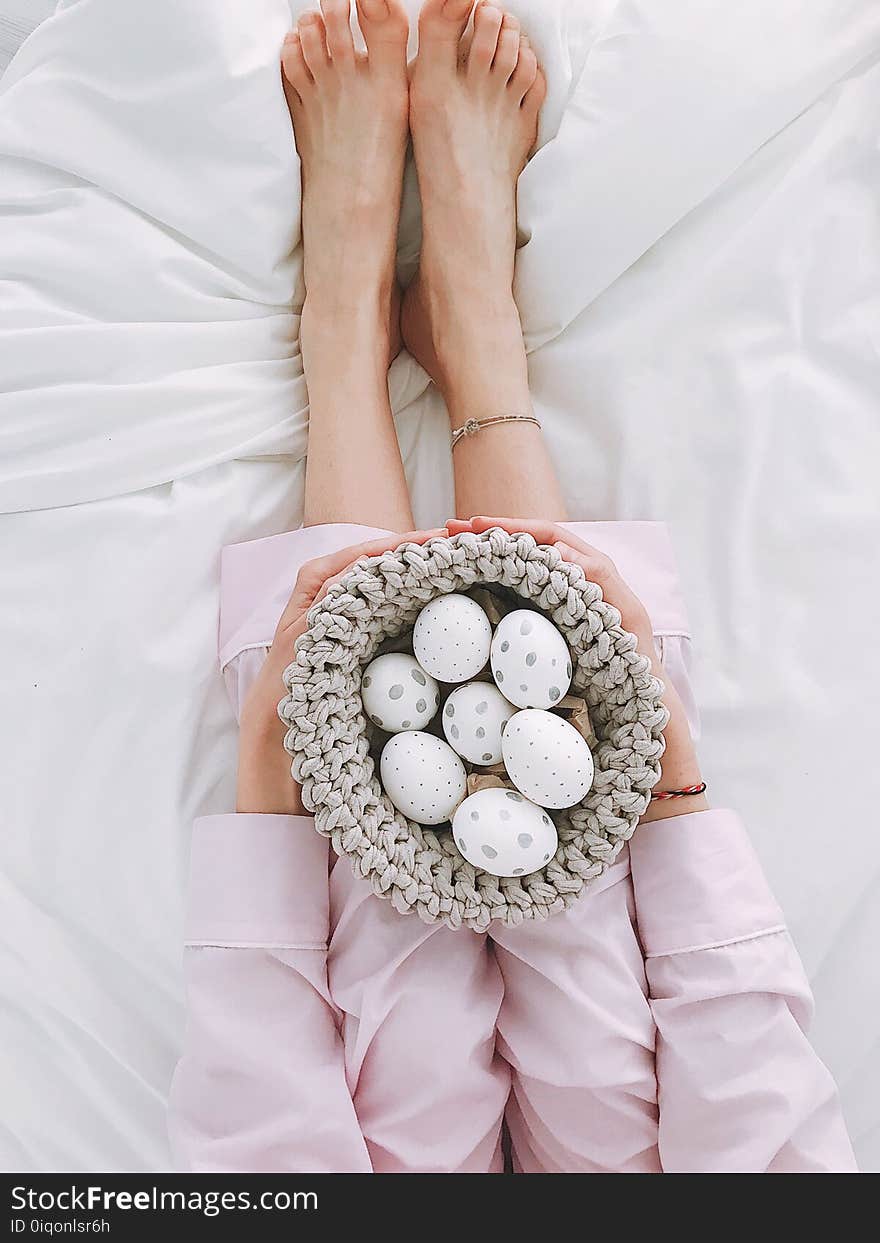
xmin=640 ymin=654 xmax=707 ymax=823
xmin=237 ymin=607 xmax=307 ymax=816
xmin=238 ymin=698 xmax=305 ymax=816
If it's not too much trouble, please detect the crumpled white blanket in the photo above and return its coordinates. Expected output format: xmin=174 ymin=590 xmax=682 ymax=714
xmin=1 ymin=0 xmax=876 ymax=511
xmin=1 ymin=0 xmax=878 ymax=1171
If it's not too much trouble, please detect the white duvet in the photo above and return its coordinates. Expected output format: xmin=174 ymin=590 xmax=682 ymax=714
xmin=1 ymin=0 xmax=878 ymax=1171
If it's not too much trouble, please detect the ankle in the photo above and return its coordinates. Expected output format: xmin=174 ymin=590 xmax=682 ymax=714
xmin=422 ymin=280 xmax=522 ymax=369
xmin=438 ymin=309 xmax=527 ymax=410
xmin=440 ymin=329 xmax=531 ymax=431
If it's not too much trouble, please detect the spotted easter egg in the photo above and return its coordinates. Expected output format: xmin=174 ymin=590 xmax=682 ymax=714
xmin=442 ymin=682 xmax=516 ymax=765
xmin=501 ymin=709 xmax=594 ymax=810
xmin=380 ymin=731 xmax=467 ymax=825
xmin=412 ymin=593 xmax=492 ymax=683
xmin=490 ymin=609 xmax=572 ymax=710
xmin=361 ymin=652 xmax=440 ymax=734
xmin=452 ymin=788 xmax=558 ymax=878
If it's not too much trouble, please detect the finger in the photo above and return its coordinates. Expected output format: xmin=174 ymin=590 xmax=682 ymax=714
xmin=305 ymin=527 xmax=442 ymax=604
xmin=445 ymin=518 xmax=474 ymax=535
xmin=264 ymin=613 xmax=309 ymax=672
xmin=553 ymin=540 xmax=616 ymax=584
xmin=353 ymin=527 xmax=449 ymax=558
xmin=311 ymin=528 xmax=449 ymax=604
xmin=274 ymin=531 xmax=429 ymax=633
xmin=469 ymin=516 xmax=613 ymax=564
xmin=552 ymin=539 xmax=653 ymax=648
xmin=275 ymin=529 xmax=446 ymax=637
xmin=277 ymin=526 xmax=452 ymax=654
xmin=329 ymin=527 xmax=449 ymax=579
xmin=300 ymin=528 xmax=446 ymax=596
xmin=468 ymin=514 xmax=571 ymax=547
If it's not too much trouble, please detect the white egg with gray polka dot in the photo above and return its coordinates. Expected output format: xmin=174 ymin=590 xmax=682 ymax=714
xmin=361 ymin=652 xmax=440 ymax=734
xmin=412 ymin=593 xmax=492 ymax=683
xmin=489 ymin=608 xmax=572 ymax=710
xmin=442 ymin=682 xmax=516 ymax=765
xmin=502 ymin=709 xmax=594 ymax=810
xmin=380 ymin=731 xmax=467 ymax=825
xmin=452 ymin=787 xmax=558 ymax=878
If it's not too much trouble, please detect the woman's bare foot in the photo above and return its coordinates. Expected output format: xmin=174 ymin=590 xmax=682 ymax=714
xmin=282 ymin=0 xmax=409 ymax=366
xmin=401 ymin=0 xmax=546 ymax=393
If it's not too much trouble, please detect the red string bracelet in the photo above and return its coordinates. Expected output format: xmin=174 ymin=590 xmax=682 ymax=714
xmin=650 ymin=781 xmax=707 ymax=802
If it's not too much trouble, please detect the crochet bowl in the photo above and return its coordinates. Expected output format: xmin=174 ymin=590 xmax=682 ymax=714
xmin=278 ymin=529 xmax=668 ymax=932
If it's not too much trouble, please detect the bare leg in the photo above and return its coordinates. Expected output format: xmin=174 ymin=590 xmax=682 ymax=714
xmin=283 ymin=0 xmax=414 ymax=531
xmin=403 ymin=1 xmax=567 ymax=521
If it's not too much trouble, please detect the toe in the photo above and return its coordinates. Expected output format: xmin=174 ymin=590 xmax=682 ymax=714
xmin=282 ymin=31 xmax=312 ymax=100
xmin=509 ymin=38 xmax=537 ymax=100
xmin=357 ymin=0 xmax=409 ymax=70
xmin=321 ymin=0 xmax=355 ymax=64
xmin=298 ymin=11 xmax=330 ymax=77
xmin=492 ymin=13 xmax=520 ymax=80
xmin=467 ymin=3 xmax=503 ymax=77
xmin=418 ymin=0 xmax=473 ymax=63
xmin=521 ymin=63 xmax=546 ymax=120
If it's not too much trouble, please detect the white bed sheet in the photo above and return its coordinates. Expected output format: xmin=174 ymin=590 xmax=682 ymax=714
xmin=1 ymin=0 xmax=878 ymax=1171
xmin=0 ymin=2 xmax=51 ymax=74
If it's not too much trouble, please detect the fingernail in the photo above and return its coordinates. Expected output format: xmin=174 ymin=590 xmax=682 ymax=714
xmin=361 ymin=0 xmax=391 ymax=19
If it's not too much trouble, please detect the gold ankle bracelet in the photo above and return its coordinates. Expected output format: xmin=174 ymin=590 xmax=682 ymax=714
xmin=451 ymin=413 xmax=542 ymax=450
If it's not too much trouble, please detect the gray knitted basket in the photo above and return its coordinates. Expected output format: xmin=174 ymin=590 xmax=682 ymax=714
xmin=279 ymin=528 xmax=668 ymax=932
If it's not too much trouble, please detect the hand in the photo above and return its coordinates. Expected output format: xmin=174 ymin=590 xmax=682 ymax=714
xmin=236 ymin=528 xmax=448 ymax=816
xmin=448 ymin=516 xmax=707 ymax=822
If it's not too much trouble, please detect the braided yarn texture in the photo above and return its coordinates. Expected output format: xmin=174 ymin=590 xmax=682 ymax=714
xmin=278 ymin=529 xmax=669 ymax=932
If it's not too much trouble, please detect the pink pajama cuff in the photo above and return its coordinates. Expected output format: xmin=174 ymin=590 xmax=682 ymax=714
xmin=628 ymin=809 xmax=786 ymax=958
xmin=186 ymin=813 xmax=328 ymax=947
